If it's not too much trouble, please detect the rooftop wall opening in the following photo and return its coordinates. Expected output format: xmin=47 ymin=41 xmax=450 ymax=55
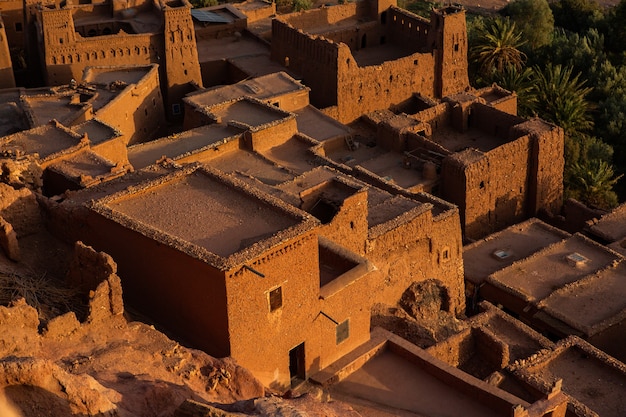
xmin=300 ymin=179 xmax=359 ymax=224
xmin=319 ymin=243 xmax=360 ymax=287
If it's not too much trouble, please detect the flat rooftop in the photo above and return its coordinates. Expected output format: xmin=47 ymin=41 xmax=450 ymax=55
xmin=513 ymin=337 xmax=626 ymax=417
xmin=83 ymin=67 xmax=153 ymax=86
xmin=587 ymin=202 xmax=626 ymax=242
xmin=210 ymin=99 xmax=289 ymax=127
xmin=72 ymin=119 xmax=119 ymax=145
xmin=324 ymin=140 xmax=433 ymax=190
xmin=257 ymin=136 xmax=317 ymax=175
xmin=295 ymin=106 xmax=352 ymax=142
xmin=538 ymin=261 xmax=626 ymax=334
xmin=315 ymin=328 xmax=534 ymax=417
xmin=210 ymin=148 xmax=295 ymax=185
xmin=127 ymin=124 xmax=241 ymax=169
xmin=196 ymin=34 xmax=270 ymax=63
xmin=464 ymin=219 xmax=569 ymax=285
xmin=352 ymin=43 xmax=420 ymax=67
xmin=186 ymin=72 xmax=307 ymax=108
xmin=2 ymin=124 xmax=80 ymax=159
xmin=105 ymin=169 xmax=303 ymax=257
xmin=22 ymin=95 xmax=77 ymax=127
xmin=487 ymin=234 xmax=620 ymax=302
xmin=431 ymin=125 xmax=506 ymax=153
xmin=47 ymin=149 xmax=121 ymax=180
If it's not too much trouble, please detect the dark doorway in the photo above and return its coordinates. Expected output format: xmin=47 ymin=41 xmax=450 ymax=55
xmin=289 ymin=343 xmax=305 ymax=386
xmin=361 ymin=34 xmax=367 ymax=49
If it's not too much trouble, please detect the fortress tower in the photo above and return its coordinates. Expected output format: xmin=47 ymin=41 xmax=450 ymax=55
xmin=429 ymin=6 xmax=469 ymax=97
xmin=162 ymin=0 xmax=203 ymax=118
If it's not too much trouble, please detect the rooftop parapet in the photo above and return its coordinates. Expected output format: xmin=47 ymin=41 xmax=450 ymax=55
xmin=90 ymin=165 xmax=319 ymax=271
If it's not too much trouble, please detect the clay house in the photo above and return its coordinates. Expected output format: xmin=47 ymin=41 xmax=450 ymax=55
xmin=0 ymin=64 xmax=163 ymax=194
xmin=310 ymin=87 xmax=564 ymax=240
xmin=32 ymin=0 xmax=201 ymax=117
xmin=46 ymin=74 xmax=468 ymax=387
xmin=311 ymin=326 xmax=567 ymax=417
xmin=508 ymin=336 xmax=626 ymax=417
xmin=271 ymin=0 xmax=470 ymax=123
xmin=465 ymin=218 xmax=626 ymax=364
xmin=585 ymin=201 xmax=626 ymax=256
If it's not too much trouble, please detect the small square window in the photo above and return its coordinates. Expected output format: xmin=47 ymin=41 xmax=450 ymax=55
xmin=440 ymin=246 xmax=451 ymax=263
xmin=269 ymin=286 xmax=282 ymax=312
xmin=336 ymin=319 xmax=349 ymax=344
xmin=172 ymin=103 xmax=181 ymax=115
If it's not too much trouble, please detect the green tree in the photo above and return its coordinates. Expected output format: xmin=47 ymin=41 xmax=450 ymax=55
xmin=190 ymin=0 xmax=217 ymax=7
xmin=567 ymin=159 xmax=622 ymax=209
xmin=533 ymin=64 xmax=594 ymax=136
xmin=293 ymin=0 xmax=313 ymax=11
xmin=550 ymin=0 xmax=604 ymax=34
xmin=502 ymin=0 xmax=555 ymax=49
xmin=491 ymin=65 xmax=537 ymax=117
xmin=470 ymin=17 xmax=527 ymax=80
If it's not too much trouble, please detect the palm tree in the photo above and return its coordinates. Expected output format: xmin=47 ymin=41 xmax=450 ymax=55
xmin=568 ymin=159 xmax=622 ymax=209
xmin=533 ymin=64 xmax=594 ymax=136
xmin=492 ymin=65 xmax=537 ymax=117
xmin=470 ymin=18 xmax=527 ymax=76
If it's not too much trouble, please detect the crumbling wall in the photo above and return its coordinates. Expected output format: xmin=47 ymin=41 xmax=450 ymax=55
xmin=336 ymin=49 xmax=436 ymax=123
xmin=66 ymin=241 xmax=123 ymax=322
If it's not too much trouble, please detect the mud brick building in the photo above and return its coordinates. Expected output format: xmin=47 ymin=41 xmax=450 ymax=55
xmin=0 ymin=65 xmax=163 ymax=193
xmin=464 ymin=218 xmax=626 ymax=364
xmin=271 ymin=1 xmax=469 ymax=123
xmin=33 ymin=0 xmax=201 ymax=116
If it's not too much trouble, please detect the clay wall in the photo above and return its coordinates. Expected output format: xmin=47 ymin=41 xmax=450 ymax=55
xmin=90 ymin=133 xmax=130 ymax=164
xmin=234 ymin=0 xmax=276 ymax=22
xmin=244 ymin=114 xmax=298 ymax=152
xmin=174 ymin=134 xmax=243 ymax=164
xmin=413 ymin=102 xmax=451 ymax=132
xmin=386 ymin=6 xmax=430 ymax=48
xmin=442 ymin=131 xmax=540 ymax=240
xmin=386 ymin=335 xmax=528 ymax=416
xmin=316 ymin=187 xmax=369 ymax=256
xmin=315 ymin=256 xmax=375 ymax=370
xmin=83 ymin=209 xmax=232 ymax=357
xmin=366 ymin=204 xmax=465 ymax=314
xmin=281 ymin=3 xmax=360 ymax=29
xmin=86 ymin=65 xmax=164 ymax=145
xmin=470 ymin=103 xmax=524 ymax=138
xmin=426 ymin=327 xmax=473 ymax=366
xmin=336 ymin=48 xmax=436 ymax=123
xmin=405 ymin=131 xmax=451 ymax=156
xmin=271 ymin=19 xmax=339 ymax=109
xmin=0 ymin=19 xmax=15 ymax=88
xmin=588 ymin=319 xmax=626 ymax=364
xmin=225 ymin=232 xmax=320 ymax=389
xmin=522 ymin=121 xmax=564 ymax=217
xmin=43 ymin=32 xmax=159 ymax=85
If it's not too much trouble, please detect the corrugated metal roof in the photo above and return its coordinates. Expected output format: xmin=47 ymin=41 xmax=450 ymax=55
xmin=191 ymin=9 xmax=231 ymax=24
